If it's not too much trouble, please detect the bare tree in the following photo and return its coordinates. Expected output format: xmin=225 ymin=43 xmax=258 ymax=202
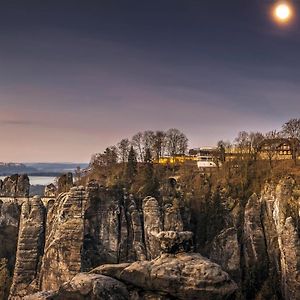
xmin=118 ymin=138 xmax=130 ymax=163
xmin=132 ymin=132 xmax=144 ymax=162
xmin=178 ymin=134 xmax=188 ymax=155
xmin=264 ymin=131 xmax=280 ymax=168
xmin=282 ymin=118 xmax=300 ymax=164
xmin=143 ymin=130 xmax=155 ymax=152
xmin=152 ymin=131 xmax=166 ymax=162
xmin=234 ymin=131 xmax=251 ymax=159
xmin=249 ymin=132 xmax=264 ymax=160
xmin=166 ymin=128 xmax=188 ymax=156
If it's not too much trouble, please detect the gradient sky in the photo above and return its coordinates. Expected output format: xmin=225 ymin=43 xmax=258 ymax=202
xmin=1 ymin=0 xmax=300 ymax=162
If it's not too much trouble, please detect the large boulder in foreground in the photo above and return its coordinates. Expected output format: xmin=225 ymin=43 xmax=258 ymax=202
xmin=92 ymin=252 xmax=237 ymax=300
xmin=24 ymin=273 xmax=128 ymax=300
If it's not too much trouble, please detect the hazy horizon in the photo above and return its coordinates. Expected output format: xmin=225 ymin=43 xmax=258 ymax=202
xmin=1 ymin=1 xmax=300 ymax=162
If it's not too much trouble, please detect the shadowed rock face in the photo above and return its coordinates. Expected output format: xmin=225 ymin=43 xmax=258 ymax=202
xmin=156 ymin=231 xmax=193 ymax=254
xmin=9 ymin=196 xmax=46 ymax=300
xmin=82 ymin=185 xmax=146 ymax=269
xmin=0 ymin=201 xmax=20 ymax=299
xmin=263 ymin=177 xmax=300 ymax=300
xmin=209 ymin=227 xmax=241 ymax=282
xmin=0 ymin=174 xmax=29 ymax=197
xmin=243 ymin=193 xmax=269 ymax=294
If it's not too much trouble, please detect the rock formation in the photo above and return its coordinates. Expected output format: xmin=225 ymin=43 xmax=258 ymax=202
xmin=26 ymin=230 xmax=237 ymax=300
xmin=242 ymin=193 xmax=268 ymax=294
xmin=209 ymin=227 xmax=241 ymax=282
xmin=40 ymin=186 xmax=87 ymax=291
xmin=56 ymin=173 xmax=73 ymax=194
xmin=92 ymin=230 xmax=237 ymax=300
xmin=125 ymin=194 xmax=147 ymax=261
xmin=44 ymin=184 xmax=57 ymax=198
xmin=0 ymin=200 xmax=21 ymax=300
xmin=156 ymin=230 xmax=193 ymax=254
xmin=9 ymin=196 xmax=46 ymax=299
xmin=142 ymin=197 xmax=163 ymax=260
xmin=259 ymin=177 xmax=300 ymax=300
xmin=25 ymin=273 xmax=129 ymax=300
xmin=0 ymin=174 xmax=29 ymax=197
xmin=3 ymin=175 xmax=300 ymax=300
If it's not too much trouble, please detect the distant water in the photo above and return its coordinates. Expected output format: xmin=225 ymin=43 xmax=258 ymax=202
xmin=0 ymin=176 xmax=56 ymax=186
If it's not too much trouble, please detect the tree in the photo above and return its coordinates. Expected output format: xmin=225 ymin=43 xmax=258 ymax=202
xmin=153 ymin=131 xmax=166 ymax=162
xmin=249 ymin=132 xmax=264 ymax=160
xmin=141 ymin=148 xmax=159 ymax=197
xmin=125 ymin=146 xmax=137 ymax=185
xmin=143 ymin=130 xmax=155 ymax=153
xmin=90 ymin=146 xmax=118 ymax=168
xmin=132 ymin=132 xmax=144 ymax=162
xmin=217 ymin=140 xmax=226 ymax=163
xmin=166 ymin=128 xmax=188 ymax=156
xmin=118 ymin=138 xmax=130 ymax=163
xmin=234 ymin=131 xmax=251 ymax=159
xmin=282 ymin=118 xmax=300 ymax=164
xmin=264 ymin=131 xmax=280 ymax=168
xmin=104 ymin=146 xmax=118 ymax=166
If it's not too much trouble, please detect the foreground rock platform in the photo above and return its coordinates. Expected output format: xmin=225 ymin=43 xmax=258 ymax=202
xmin=92 ymin=252 xmax=237 ymax=300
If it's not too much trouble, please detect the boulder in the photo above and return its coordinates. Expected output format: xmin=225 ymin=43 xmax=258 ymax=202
xmin=26 ymin=273 xmax=129 ymax=300
xmin=94 ymin=252 xmax=238 ymax=300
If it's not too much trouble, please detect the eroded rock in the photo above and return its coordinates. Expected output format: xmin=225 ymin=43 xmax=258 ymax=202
xmin=0 ymin=174 xmax=29 ymax=197
xmin=210 ymin=227 xmax=241 ymax=282
xmin=44 ymin=184 xmax=57 ymax=198
xmin=40 ymin=187 xmax=87 ymax=291
xmin=9 ymin=196 xmax=46 ymax=299
xmin=143 ymin=197 xmax=163 ymax=260
xmin=156 ymin=231 xmax=193 ymax=254
xmin=94 ymin=252 xmax=237 ymax=300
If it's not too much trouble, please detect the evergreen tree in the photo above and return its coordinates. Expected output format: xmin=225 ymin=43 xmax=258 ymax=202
xmin=125 ymin=146 xmax=137 ymax=185
xmin=142 ymin=148 xmax=159 ymax=197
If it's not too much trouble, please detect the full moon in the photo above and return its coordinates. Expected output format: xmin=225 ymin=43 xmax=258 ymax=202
xmin=273 ymin=2 xmax=293 ymax=23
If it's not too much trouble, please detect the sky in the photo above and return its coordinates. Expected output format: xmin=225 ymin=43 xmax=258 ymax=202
xmin=1 ymin=0 xmax=300 ymax=162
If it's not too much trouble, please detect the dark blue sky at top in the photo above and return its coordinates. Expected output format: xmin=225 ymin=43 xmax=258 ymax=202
xmin=0 ymin=0 xmax=300 ymax=162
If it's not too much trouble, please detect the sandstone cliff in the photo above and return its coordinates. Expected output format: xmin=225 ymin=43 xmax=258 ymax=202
xmin=3 ymin=176 xmax=300 ymax=300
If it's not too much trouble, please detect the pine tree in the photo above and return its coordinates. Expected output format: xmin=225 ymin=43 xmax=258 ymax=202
xmin=125 ymin=146 xmax=137 ymax=185
xmin=142 ymin=148 xmax=159 ymax=197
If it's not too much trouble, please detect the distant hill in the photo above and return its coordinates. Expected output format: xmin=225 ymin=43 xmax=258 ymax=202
xmin=25 ymin=163 xmax=88 ymax=173
xmin=0 ymin=162 xmax=88 ymax=176
xmin=0 ymin=163 xmax=38 ymax=175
